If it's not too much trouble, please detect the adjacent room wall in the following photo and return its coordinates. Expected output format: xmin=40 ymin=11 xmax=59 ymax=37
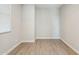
xmin=22 ymin=4 xmax=35 ymax=42
xmin=60 ymin=5 xmax=79 ymax=54
xmin=0 ymin=4 xmax=22 ymax=54
xmin=35 ymin=7 xmax=60 ymax=39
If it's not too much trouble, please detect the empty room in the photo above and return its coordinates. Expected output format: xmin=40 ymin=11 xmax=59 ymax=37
xmin=0 ymin=4 xmax=79 ymax=55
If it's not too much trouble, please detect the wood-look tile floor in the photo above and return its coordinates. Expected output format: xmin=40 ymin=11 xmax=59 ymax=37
xmin=8 ymin=39 xmax=77 ymax=55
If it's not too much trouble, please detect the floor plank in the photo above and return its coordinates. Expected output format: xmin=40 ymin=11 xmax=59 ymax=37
xmin=8 ymin=39 xmax=77 ymax=55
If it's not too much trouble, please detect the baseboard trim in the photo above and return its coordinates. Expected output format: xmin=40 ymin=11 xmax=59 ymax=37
xmin=61 ymin=39 xmax=79 ymax=55
xmin=36 ymin=37 xmax=60 ymax=39
xmin=21 ymin=40 xmax=35 ymax=43
xmin=2 ymin=41 xmax=22 ymax=55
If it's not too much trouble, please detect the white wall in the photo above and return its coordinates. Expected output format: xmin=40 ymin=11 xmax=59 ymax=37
xmin=60 ymin=5 xmax=79 ymax=54
xmin=0 ymin=5 xmax=11 ymax=33
xmin=35 ymin=7 xmax=60 ymax=39
xmin=22 ymin=5 xmax=35 ymax=42
xmin=0 ymin=4 xmax=22 ymax=54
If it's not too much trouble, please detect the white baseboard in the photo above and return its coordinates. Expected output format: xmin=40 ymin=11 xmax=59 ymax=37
xmin=61 ymin=39 xmax=79 ymax=54
xmin=2 ymin=41 xmax=22 ymax=55
xmin=22 ymin=40 xmax=35 ymax=43
xmin=36 ymin=37 xmax=60 ymax=39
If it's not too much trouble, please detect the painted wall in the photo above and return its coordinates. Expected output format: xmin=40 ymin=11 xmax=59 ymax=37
xmin=0 ymin=5 xmax=11 ymax=33
xmin=0 ymin=4 xmax=22 ymax=54
xmin=60 ymin=5 xmax=79 ymax=53
xmin=22 ymin=5 xmax=35 ymax=42
xmin=35 ymin=7 xmax=60 ymax=39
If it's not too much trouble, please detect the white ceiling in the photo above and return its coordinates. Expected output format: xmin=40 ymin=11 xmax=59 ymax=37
xmin=36 ymin=4 xmax=62 ymax=9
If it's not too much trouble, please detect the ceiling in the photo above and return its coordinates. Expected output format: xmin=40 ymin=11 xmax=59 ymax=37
xmin=36 ymin=4 xmax=62 ymax=9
